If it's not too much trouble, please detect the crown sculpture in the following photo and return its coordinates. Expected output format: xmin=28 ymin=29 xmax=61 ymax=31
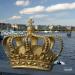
xmin=3 ymin=19 xmax=63 ymax=70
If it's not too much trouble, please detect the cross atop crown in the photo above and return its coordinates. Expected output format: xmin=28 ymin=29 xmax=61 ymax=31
xmin=28 ymin=19 xmax=34 ymax=26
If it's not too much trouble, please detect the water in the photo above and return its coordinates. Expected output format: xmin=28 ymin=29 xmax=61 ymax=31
xmin=53 ymin=32 xmax=75 ymax=73
xmin=0 ymin=32 xmax=75 ymax=75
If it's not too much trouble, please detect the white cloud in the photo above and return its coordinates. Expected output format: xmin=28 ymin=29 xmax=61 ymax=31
xmin=29 ymin=14 xmax=48 ymax=19
xmin=19 ymin=2 xmax=75 ymax=14
xmin=9 ymin=16 xmax=21 ymax=20
xmin=15 ymin=0 xmax=30 ymax=6
xmin=19 ymin=6 xmax=45 ymax=14
xmin=46 ymin=2 xmax=75 ymax=12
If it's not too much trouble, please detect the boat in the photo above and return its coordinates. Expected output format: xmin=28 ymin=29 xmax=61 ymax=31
xmin=67 ymin=31 xmax=71 ymax=38
xmin=1 ymin=30 xmax=26 ymax=38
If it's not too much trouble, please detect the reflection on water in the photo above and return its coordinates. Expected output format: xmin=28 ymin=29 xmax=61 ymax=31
xmin=0 ymin=31 xmax=75 ymax=74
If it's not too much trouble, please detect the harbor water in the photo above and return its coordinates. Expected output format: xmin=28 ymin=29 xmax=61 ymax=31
xmin=0 ymin=31 xmax=75 ymax=75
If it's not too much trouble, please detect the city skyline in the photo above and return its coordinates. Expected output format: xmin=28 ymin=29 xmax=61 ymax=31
xmin=0 ymin=0 xmax=75 ymax=26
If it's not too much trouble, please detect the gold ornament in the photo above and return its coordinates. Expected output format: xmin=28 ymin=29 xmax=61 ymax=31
xmin=3 ymin=19 xmax=63 ymax=70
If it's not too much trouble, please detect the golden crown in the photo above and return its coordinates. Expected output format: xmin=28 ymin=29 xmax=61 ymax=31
xmin=3 ymin=19 xmax=63 ymax=70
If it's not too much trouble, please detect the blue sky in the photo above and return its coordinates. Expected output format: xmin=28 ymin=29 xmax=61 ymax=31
xmin=0 ymin=0 xmax=75 ymax=26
